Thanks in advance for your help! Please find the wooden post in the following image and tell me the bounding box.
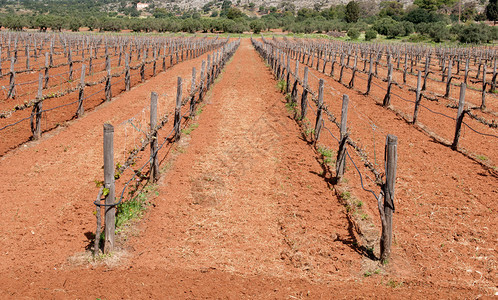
[125,53,130,91]
[68,49,73,81]
[444,59,452,98]
[383,64,393,107]
[190,67,196,118]
[314,79,324,144]
[8,57,15,99]
[335,94,349,181]
[26,44,30,70]
[379,134,397,263]
[300,66,309,120]
[93,188,103,257]
[348,56,357,89]
[105,56,112,102]
[103,123,116,254]
[150,92,159,182]
[481,64,486,110]
[140,58,145,82]
[77,64,86,117]
[412,71,422,124]
[286,55,291,94]
[451,83,466,150]
[44,52,49,89]
[339,54,345,83]
[174,77,182,141]
[199,60,206,103]
[403,52,407,83]
[365,58,373,95]
[464,58,469,84]
[31,73,43,140]
[491,59,496,93]
[422,54,430,91]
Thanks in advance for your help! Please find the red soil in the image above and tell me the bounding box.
[0,39,496,298]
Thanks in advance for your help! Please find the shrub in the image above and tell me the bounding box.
[401,21,415,36]
[249,19,265,33]
[347,27,360,39]
[365,29,377,40]
[374,17,403,38]
[428,22,450,42]
[458,23,492,43]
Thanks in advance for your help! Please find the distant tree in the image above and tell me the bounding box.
[414,0,457,12]
[365,28,377,40]
[379,1,404,19]
[69,18,81,32]
[250,19,265,33]
[221,0,232,11]
[486,0,498,24]
[347,27,360,39]
[86,16,99,31]
[226,7,245,19]
[153,8,170,18]
[345,1,360,23]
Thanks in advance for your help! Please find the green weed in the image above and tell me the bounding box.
[115,184,157,228]
[476,155,488,161]
[277,80,287,93]
[182,123,199,135]
[317,145,336,165]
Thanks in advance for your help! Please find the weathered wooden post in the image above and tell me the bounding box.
[290,60,299,105]
[77,64,86,117]
[444,59,453,98]
[491,59,496,93]
[379,134,397,263]
[383,64,393,107]
[150,92,159,182]
[286,54,291,94]
[190,67,196,118]
[336,94,349,181]
[199,61,206,103]
[451,83,466,150]
[314,79,324,144]
[31,73,43,140]
[105,56,112,102]
[140,57,145,82]
[339,53,345,83]
[26,44,30,70]
[174,77,182,141]
[125,53,130,91]
[7,57,16,99]
[365,58,374,95]
[463,58,469,84]
[300,66,309,121]
[422,54,430,91]
[481,64,486,110]
[412,71,422,124]
[348,56,357,89]
[103,123,116,254]
[68,49,73,81]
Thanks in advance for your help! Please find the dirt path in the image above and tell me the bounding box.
[127,38,361,281]
[0,39,490,298]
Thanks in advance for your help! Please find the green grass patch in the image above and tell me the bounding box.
[277,79,287,93]
[182,123,199,135]
[115,184,158,228]
[476,154,488,161]
[317,145,336,165]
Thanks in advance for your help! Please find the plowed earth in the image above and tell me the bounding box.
[0,39,496,299]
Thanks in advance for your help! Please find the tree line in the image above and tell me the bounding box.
[0,0,497,44]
